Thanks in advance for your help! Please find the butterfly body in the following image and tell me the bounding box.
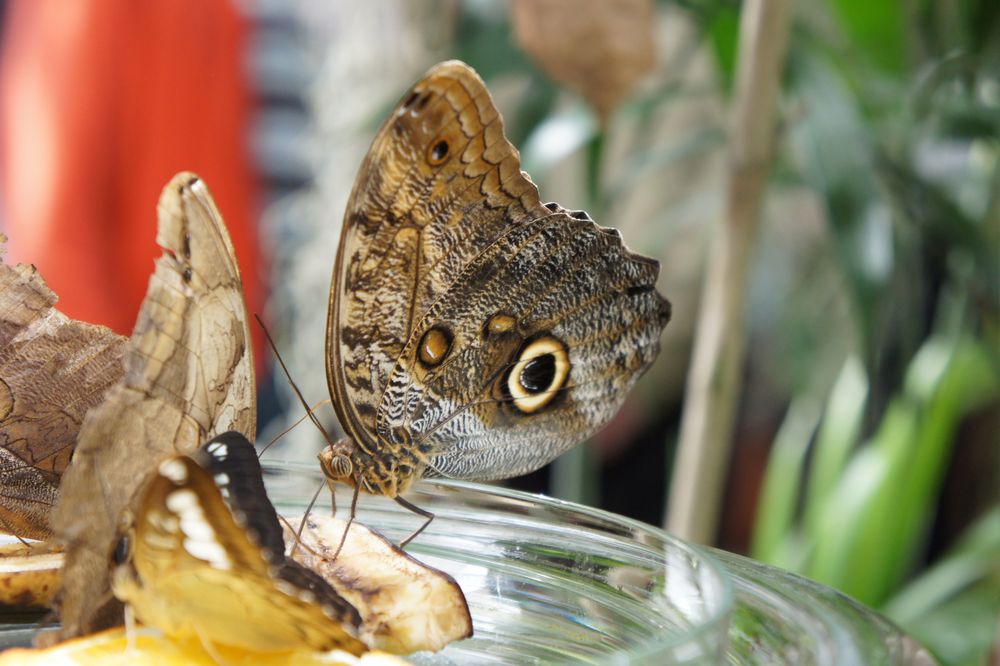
[114,432,365,654]
[324,61,670,498]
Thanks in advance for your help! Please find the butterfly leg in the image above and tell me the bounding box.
[332,483,360,560]
[123,603,136,656]
[394,496,434,548]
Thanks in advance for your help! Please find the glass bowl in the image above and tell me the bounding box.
[0,459,934,664]
[265,460,733,664]
[266,461,934,664]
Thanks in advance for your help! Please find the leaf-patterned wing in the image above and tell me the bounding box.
[114,432,364,653]
[0,255,125,540]
[328,60,551,450]
[52,172,256,639]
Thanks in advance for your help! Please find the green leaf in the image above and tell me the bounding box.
[808,401,916,603]
[893,583,1000,666]
[750,399,822,566]
[705,3,739,91]
[828,0,909,75]
[807,337,999,605]
[884,507,1000,624]
[802,356,868,540]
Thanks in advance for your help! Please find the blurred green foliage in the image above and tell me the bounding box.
[451,0,997,661]
[748,0,1000,663]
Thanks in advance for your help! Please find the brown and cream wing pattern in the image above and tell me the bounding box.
[327,60,551,450]
[0,257,125,540]
[385,206,669,480]
[328,60,670,484]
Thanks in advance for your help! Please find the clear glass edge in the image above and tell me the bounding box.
[262,457,735,660]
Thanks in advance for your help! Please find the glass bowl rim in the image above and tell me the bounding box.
[263,458,735,659]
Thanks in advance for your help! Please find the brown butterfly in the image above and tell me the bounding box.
[319,61,670,534]
[113,431,365,654]
[0,251,126,543]
[51,172,257,639]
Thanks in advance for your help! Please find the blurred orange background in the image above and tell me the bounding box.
[0,0,263,341]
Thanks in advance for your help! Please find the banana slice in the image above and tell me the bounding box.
[0,542,61,608]
[284,514,472,654]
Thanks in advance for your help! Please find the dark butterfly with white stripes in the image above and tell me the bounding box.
[112,431,366,654]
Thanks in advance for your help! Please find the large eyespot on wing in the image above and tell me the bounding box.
[327,60,553,454]
[501,335,571,414]
[51,172,257,641]
[0,253,125,541]
[381,210,670,482]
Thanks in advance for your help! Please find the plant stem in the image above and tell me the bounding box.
[666,0,793,543]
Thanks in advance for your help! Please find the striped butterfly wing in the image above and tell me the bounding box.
[114,431,365,654]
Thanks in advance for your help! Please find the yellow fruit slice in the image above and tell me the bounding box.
[0,542,61,608]
[0,628,410,665]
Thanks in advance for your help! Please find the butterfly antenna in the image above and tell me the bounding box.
[276,513,325,560]
[332,483,360,561]
[395,496,435,548]
[254,314,337,449]
[258,398,332,459]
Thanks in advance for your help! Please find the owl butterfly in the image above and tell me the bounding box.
[320,60,670,533]
[51,172,256,640]
[113,431,365,655]
[0,248,125,542]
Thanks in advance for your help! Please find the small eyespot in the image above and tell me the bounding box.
[505,335,570,414]
[418,326,453,367]
[427,139,450,165]
[182,266,193,282]
[484,313,516,336]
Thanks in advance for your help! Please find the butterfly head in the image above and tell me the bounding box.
[318,437,420,498]
[317,439,356,488]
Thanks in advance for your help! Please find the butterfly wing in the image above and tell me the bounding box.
[0,257,125,540]
[329,61,670,481]
[327,60,551,450]
[116,432,364,654]
[386,208,669,480]
[53,172,257,638]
